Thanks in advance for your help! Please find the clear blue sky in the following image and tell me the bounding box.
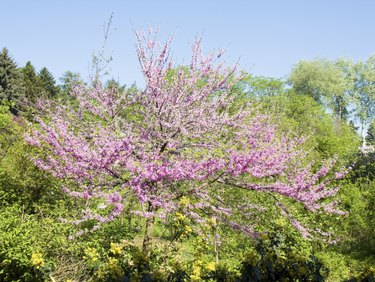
[2,0,375,86]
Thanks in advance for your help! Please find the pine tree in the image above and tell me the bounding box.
[21,61,41,103]
[0,48,25,114]
[38,67,59,98]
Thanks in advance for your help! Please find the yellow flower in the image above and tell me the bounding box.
[179,196,190,207]
[108,257,118,267]
[107,257,122,277]
[191,265,201,280]
[194,260,203,266]
[206,261,216,271]
[31,253,44,269]
[83,247,100,263]
[184,225,192,233]
[275,218,286,227]
[175,212,186,221]
[110,242,123,256]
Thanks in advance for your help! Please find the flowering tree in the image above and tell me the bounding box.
[26,29,345,253]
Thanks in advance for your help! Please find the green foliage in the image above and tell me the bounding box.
[0,105,59,211]
[59,71,83,96]
[0,205,72,281]
[353,55,375,136]
[289,59,353,120]
[241,74,286,98]
[366,120,375,145]
[38,67,60,98]
[0,49,61,116]
[345,265,375,282]
[19,62,60,117]
[242,77,360,163]
[338,179,375,255]
[0,48,25,114]
[21,62,40,105]
[240,221,327,282]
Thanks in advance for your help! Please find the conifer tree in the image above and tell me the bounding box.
[21,61,40,103]
[38,67,59,98]
[0,48,24,114]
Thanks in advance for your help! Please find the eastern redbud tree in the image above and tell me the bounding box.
[26,29,346,253]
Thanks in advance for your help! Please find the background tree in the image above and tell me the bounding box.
[59,71,83,96]
[20,61,43,115]
[289,59,353,121]
[241,75,359,162]
[21,61,40,99]
[240,75,286,98]
[353,55,375,145]
[38,67,60,98]
[0,48,25,114]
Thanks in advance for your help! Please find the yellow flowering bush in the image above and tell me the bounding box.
[191,260,203,281]
[184,225,193,233]
[109,242,123,256]
[179,196,190,207]
[108,257,122,275]
[175,212,186,221]
[83,247,100,263]
[96,257,123,280]
[205,261,216,272]
[188,259,218,280]
[31,252,44,269]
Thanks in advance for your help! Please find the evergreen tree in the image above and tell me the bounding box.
[38,67,59,98]
[21,61,41,103]
[0,48,25,114]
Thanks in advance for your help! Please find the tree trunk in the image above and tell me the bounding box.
[142,202,155,257]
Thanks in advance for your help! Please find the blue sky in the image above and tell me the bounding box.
[2,0,375,86]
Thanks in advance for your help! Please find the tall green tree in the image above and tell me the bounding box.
[289,59,353,121]
[21,61,41,104]
[241,74,286,98]
[240,75,359,162]
[38,67,59,98]
[353,55,375,143]
[0,48,25,114]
